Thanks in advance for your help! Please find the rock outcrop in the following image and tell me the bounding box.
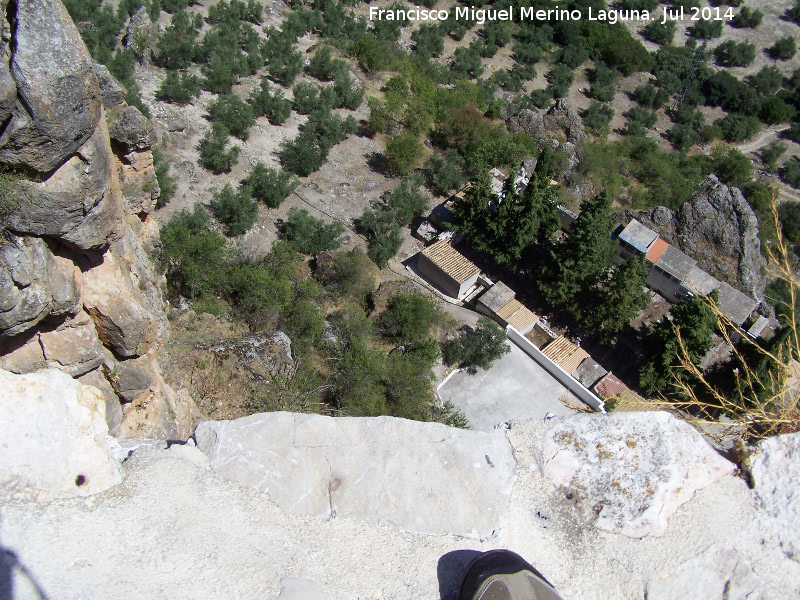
[541,412,735,538]
[0,0,100,172]
[1,395,798,599]
[623,175,766,298]
[0,368,121,501]
[0,0,192,439]
[195,412,517,537]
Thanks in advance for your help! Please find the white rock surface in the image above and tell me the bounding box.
[541,412,735,537]
[1,414,799,600]
[0,368,121,500]
[646,544,764,600]
[195,412,517,537]
[745,432,800,561]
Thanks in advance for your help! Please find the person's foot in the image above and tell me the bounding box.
[458,550,564,600]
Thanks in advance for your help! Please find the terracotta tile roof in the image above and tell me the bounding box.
[646,238,669,264]
[505,305,538,332]
[613,389,657,411]
[421,240,480,284]
[496,299,520,319]
[594,373,628,398]
[542,336,588,372]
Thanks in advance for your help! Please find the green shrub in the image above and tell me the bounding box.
[634,84,669,110]
[714,40,756,67]
[202,53,239,95]
[411,23,445,58]
[779,199,800,242]
[382,176,429,225]
[207,94,255,140]
[330,73,364,110]
[767,36,797,60]
[292,80,321,114]
[357,208,402,267]
[760,98,797,125]
[156,71,201,105]
[711,145,752,189]
[747,66,783,95]
[247,78,292,125]
[241,163,298,207]
[153,149,177,209]
[780,158,800,190]
[209,183,259,236]
[581,102,615,135]
[155,9,201,69]
[546,64,573,98]
[384,131,422,176]
[424,150,465,197]
[716,114,761,142]
[263,27,303,85]
[786,0,800,25]
[198,123,240,174]
[379,291,441,345]
[307,46,348,81]
[279,130,327,176]
[317,249,377,300]
[443,317,510,371]
[159,205,228,299]
[731,6,763,28]
[587,64,619,102]
[451,46,484,80]
[642,20,676,45]
[691,18,723,39]
[281,207,345,255]
[760,142,787,172]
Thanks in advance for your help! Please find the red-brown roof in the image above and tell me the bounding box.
[646,238,669,264]
[594,373,628,398]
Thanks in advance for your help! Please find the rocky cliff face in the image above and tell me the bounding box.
[0,0,192,439]
[623,175,766,299]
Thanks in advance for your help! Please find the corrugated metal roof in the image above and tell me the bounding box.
[619,220,659,253]
[594,372,628,398]
[646,238,669,264]
[655,245,696,281]
[421,240,480,284]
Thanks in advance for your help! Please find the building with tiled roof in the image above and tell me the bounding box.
[542,336,590,374]
[417,240,481,300]
[614,219,759,328]
[594,372,628,398]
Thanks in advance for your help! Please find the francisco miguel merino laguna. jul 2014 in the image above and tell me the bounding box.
[368,4,736,25]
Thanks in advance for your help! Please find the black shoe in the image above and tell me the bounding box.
[458,550,565,600]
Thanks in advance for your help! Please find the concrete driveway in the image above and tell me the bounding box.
[438,341,577,430]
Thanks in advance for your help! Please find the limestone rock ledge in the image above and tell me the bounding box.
[1,389,799,599]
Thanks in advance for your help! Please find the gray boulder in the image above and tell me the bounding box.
[196,412,517,537]
[0,368,122,501]
[0,0,101,172]
[507,109,544,138]
[677,176,765,298]
[541,412,735,538]
[94,63,127,109]
[5,116,125,251]
[108,105,156,152]
[0,234,82,338]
